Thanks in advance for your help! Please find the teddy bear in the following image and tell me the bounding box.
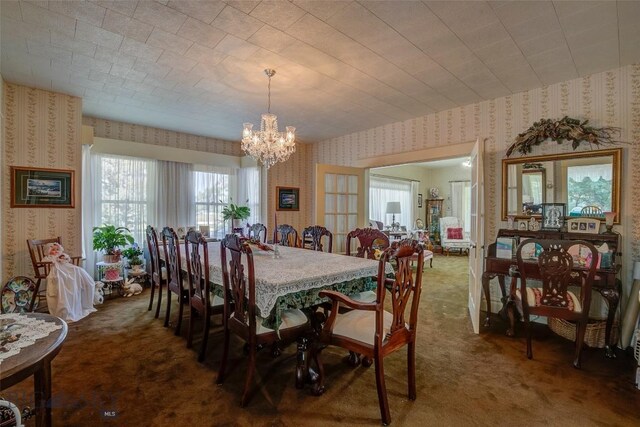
[122,278,143,297]
[94,281,105,305]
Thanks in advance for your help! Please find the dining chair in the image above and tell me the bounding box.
[346,228,390,260]
[301,225,333,253]
[514,238,598,368]
[275,224,299,247]
[161,227,189,336]
[311,239,425,425]
[145,225,164,319]
[580,205,603,216]
[217,234,309,407]
[247,223,267,243]
[27,237,82,312]
[184,230,224,362]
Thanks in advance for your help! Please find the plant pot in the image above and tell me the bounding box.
[103,254,120,263]
[131,265,143,273]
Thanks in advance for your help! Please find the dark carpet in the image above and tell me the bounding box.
[3,255,639,426]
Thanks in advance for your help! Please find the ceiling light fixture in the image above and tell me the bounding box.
[241,69,296,169]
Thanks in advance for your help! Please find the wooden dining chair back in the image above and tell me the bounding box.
[312,239,424,425]
[302,225,333,253]
[160,227,188,335]
[26,237,82,311]
[515,238,598,368]
[247,223,267,243]
[275,224,298,247]
[580,205,603,216]
[184,230,223,362]
[218,234,309,406]
[346,228,390,259]
[145,226,163,319]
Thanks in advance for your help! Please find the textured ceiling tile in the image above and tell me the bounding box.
[156,50,197,72]
[1,16,51,44]
[177,17,226,49]
[72,52,113,73]
[250,0,306,31]
[20,2,76,37]
[505,13,561,41]
[133,0,188,34]
[119,37,163,62]
[94,46,136,68]
[110,63,147,82]
[48,0,106,26]
[50,31,97,57]
[535,64,579,85]
[292,0,352,21]
[102,9,154,43]
[490,0,555,25]
[184,43,227,66]
[427,0,499,34]
[248,25,296,53]
[474,37,522,64]
[516,30,567,57]
[0,1,22,20]
[27,40,72,61]
[213,34,260,60]
[212,5,264,40]
[458,22,511,51]
[147,28,193,54]
[552,0,606,18]
[558,3,617,36]
[167,0,225,24]
[527,44,575,69]
[95,1,138,17]
[225,1,261,14]
[76,20,124,49]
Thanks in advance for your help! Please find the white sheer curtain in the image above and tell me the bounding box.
[154,160,194,229]
[369,176,413,228]
[411,181,420,229]
[193,165,235,238]
[450,181,471,233]
[92,153,156,248]
[238,166,261,226]
[81,144,97,277]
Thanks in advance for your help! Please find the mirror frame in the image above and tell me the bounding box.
[501,148,622,223]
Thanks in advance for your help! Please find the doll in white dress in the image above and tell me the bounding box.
[45,243,96,322]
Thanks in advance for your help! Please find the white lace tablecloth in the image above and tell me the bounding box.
[0,314,63,363]
[208,244,394,318]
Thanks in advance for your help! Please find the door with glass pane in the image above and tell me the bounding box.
[468,138,484,334]
[316,164,365,254]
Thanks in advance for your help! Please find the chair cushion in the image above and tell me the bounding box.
[350,290,376,303]
[447,227,463,239]
[332,309,394,346]
[515,288,582,313]
[229,309,307,335]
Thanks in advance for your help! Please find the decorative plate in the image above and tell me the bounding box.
[1,276,37,314]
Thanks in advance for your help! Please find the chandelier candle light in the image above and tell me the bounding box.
[241,69,296,169]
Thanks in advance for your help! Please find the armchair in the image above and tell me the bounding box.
[439,217,471,256]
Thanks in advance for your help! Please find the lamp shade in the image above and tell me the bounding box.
[386,201,401,214]
[604,211,616,226]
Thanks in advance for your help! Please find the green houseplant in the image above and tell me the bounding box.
[121,244,144,271]
[93,224,135,262]
[221,200,251,230]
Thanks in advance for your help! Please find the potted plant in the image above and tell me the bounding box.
[122,244,144,272]
[93,224,135,263]
[221,200,251,231]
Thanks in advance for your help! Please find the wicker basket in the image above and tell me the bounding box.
[548,318,618,348]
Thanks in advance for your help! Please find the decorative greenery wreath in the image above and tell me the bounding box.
[506,116,620,157]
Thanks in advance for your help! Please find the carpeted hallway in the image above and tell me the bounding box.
[3,255,639,426]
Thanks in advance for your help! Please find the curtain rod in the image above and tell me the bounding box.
[449,180,471,183]
[371,174,419,183]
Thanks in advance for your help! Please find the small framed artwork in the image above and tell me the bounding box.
[11,166,75,208]
[276,186,300,211]
[517,219,529,231]
[567,217,601,234]
[541,203,565,230]
[418,193,423,208]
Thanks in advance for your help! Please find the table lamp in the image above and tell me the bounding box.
[603,211,616,234]
[386,201,401,231]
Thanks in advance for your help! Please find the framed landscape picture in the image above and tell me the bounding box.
[11,166,75,208]
[277,186,300,211]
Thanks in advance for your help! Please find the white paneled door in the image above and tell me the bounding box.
[316,164,365,254]
[468,138,485,334]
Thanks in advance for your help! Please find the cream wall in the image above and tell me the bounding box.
[314,64,640,304]
[2,82,83,281]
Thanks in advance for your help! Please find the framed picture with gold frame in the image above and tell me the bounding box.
[276,186,299,211]
[11,166,75,208]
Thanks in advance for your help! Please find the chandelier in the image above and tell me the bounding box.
[241,69,296,169]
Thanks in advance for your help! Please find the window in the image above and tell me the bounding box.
[94,154,154,245]
[369,176,413,228]
[194,166,233,238]
[450,181,471,233]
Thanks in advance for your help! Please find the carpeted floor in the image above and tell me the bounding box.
[3,254,639,426]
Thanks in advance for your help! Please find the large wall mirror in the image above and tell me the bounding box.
[502,148,621,223]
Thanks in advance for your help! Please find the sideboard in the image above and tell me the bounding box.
[482,228,621,357]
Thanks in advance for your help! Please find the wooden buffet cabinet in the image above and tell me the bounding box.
[483,228,621,357]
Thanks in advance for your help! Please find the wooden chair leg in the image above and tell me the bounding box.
[175,293,184,336]
[310,343,326,396]
[154,281,162,319]
[217,325,230,385]
[408,342,416,400]
[187,306,195,349]
[29,278,42,312]
[573,320,586,369]
[241,345,257,407]
[198,315,210,363]
[164,288,172,327]
[524,313,533,359]
[374,356,391,426]
[147,279,155,311]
